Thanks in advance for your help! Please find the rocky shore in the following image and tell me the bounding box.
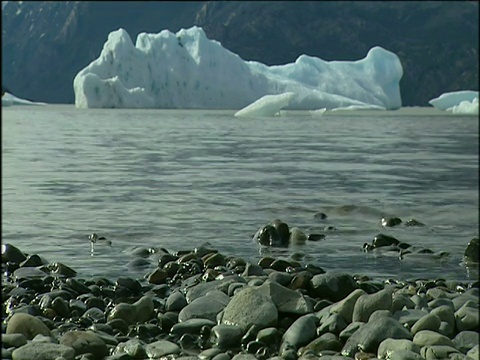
[2,242,479,360]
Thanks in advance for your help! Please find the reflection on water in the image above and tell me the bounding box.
[2,106,478,281]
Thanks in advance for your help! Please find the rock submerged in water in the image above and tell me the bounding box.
[464,237,479,264]
[252,219,324,247]
[2,242,478,360]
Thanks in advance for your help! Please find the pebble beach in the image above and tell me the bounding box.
[2,233,479,360]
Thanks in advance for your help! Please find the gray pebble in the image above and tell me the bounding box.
[282,314,318,348]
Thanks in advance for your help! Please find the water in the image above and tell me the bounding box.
[2,105,478,282]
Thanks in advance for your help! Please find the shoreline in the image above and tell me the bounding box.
[2,243,478,360]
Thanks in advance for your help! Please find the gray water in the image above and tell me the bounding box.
[2,105,479,282]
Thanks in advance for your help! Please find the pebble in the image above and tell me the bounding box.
[2,243,478,360]
[11,342,75,360]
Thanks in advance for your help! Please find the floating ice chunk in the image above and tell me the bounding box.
[74,26,403,110]
[331,104,386,112]
[2,92,47,106]
[309,108,327,116]
[428,90,479,110]
[234,92,296,117]
[447,97,478,115]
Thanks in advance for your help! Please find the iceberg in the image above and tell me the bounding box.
[448,97,478,115]
[2,92,47,106]
[234,92,296,117]
[74,26,403,110]
[428,90,478,111]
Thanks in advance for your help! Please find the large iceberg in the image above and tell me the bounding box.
[74,26,403,110]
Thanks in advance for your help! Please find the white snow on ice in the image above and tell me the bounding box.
[74,26,403,111]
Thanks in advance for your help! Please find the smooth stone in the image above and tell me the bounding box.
[341,317,412,357]
[212,353,231,360]
[413,330,454,347]
[2,333,27,348]
[372,234,400,248]
[166,291,188,312]
[256,327,281,346]
[282,314,318,348]
[384,349,423,360]
[455,301,479,332]
[394,309,429,327]
[377,339,421,359]
[410,294,429,309]
[82,307,105,323]
[368,309,392,322]
[113,338,146,359]
[410,314,441,335]
[304,332,343,353]
[32,334,57,343]
[428,298,454,310]
[107,296,154,325]
[145,340,180,358]
[209,324,244,349]
[186,275,246,302]
[199,348,222,359]
[420,345,461,360]
[330,289,366,323]
[59,330,108,360]
[391,293,416,313]
[339,322,364,342]
[467,345,479,359]
[178,294,227,322]
[258,280,313,314]
[290,227,307,245]
[310,272,358,302]
[204,252,227,269]
[352,289,392,323]
[452,289,479,311]
[147,268,168,284]
[242,262,266,276]
[268,271,293,286]
[7,313,52,340]
[317,313,348,336]
[430,305,455,330]
[437,321,454,339]
[231,354,258,360]
[13,267,48,281]
[170,318,216,336]
[222,286,278,332]
[12,343,75,360]
[51,297,71,318]
[453,331,479,354]
[2,243,27,263]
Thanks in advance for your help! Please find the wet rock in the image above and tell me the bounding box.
[404,219,425,227]
[290,227,307,245]
[147,268,168,284]
[6,313,52,339]
[381,217,402,227]
[49,262,77,277]
[339,322,364,343]
[242,262,266,276]
[304,332,343,354]
[329,289,366,323]
[256,327,281,347]
[352,289,392,323]
[186,275,245,302]
[170,318,216,337]
[19,254,45,267]
[2,333,27,348]
[82,307,106,324]
[341,317,412,357]
[60,330,108,360]
[166,291,188,312]
[222,286,278,332]
[209,324,244,350]
[313,212,328,220]
[113,338,147,359]
[377,338,420,359]
[145,340,181,358]
[317,313,348,336]
[253,225,283,247]
[12,343,75,360]
[307,234,325,241]
[282,314,318,348]
[2,243,27,264]
[258,280,313,314]
[13,267,49,281]
[107,295,154,325]
[51,296,71,318]
[310,272,358,302]
[464,237,479,263]
[179,293,228,322]
[372,234,400,248]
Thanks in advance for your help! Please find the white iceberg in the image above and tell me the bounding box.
[234,92,296,117]
[74,26,403,110]
[428,90,479,111]
[330,104,386,112]
[2,92,47,106]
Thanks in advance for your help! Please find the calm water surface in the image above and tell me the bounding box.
[2,105,478,282]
